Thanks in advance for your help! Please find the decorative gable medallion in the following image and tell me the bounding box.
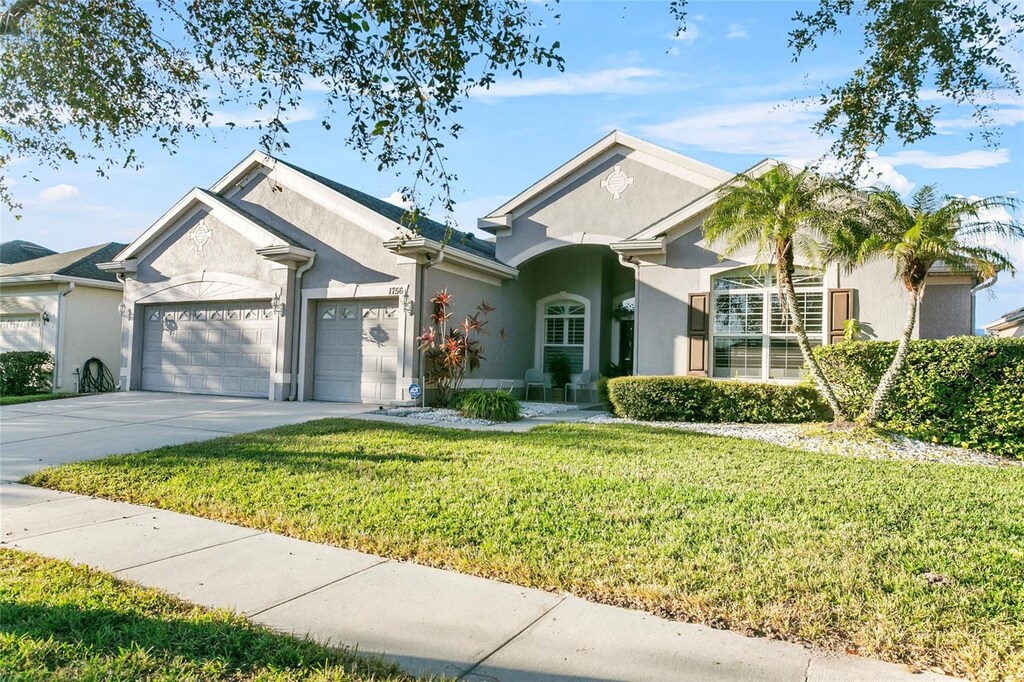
[189,220,213,251]
[601,165,634,200]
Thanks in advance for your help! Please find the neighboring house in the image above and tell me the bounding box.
[99,132,978,402]
[984,307,1024,338]
[0,240,57,264]
[0,243,126,392]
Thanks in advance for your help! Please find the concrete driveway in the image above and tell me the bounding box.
[0,392,372,482]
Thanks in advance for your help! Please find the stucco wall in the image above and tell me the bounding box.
[423,265,525,382]
[137,211,278,284]
[633,218,975,377]
[60,285,122,392]
[919,278,974,339]
[422,245,633,389]
[498,149,712,265]
[836,258,914,341]
[227,173,402,290]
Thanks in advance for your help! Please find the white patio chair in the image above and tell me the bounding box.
[565,369,594,403]
[496,379,515,395]
[524,368,547,401]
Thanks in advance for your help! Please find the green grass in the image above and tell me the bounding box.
[0,548,414,681]
[0,393,79,406]
[24,419,1024,681]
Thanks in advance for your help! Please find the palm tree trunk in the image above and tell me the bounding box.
[776,261,848,422]
[864,284,921,424]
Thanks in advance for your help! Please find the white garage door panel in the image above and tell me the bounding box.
[314,299,398,403]
[0,315,42,352]
[141,302,274,398]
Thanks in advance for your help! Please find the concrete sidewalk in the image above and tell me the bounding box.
[1,483,956,682]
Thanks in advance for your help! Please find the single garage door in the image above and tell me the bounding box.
[141,301,274,397]
[314,299,398,402]
[0,314,42,352]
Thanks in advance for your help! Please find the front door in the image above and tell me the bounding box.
[618,319,634,374]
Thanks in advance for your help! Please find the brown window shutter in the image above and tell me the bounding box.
[827,288,854,344]
[688,292,710,376]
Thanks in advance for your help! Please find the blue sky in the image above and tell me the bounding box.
[2,1,1022,326]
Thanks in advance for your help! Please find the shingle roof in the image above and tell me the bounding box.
[0,242,127,283]
[272,157,498,262]
[0,240,57,264]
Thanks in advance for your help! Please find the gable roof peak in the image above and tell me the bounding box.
[480,131,733,224]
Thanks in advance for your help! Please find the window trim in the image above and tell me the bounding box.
[710,268,826,381]
[535,292,590,377]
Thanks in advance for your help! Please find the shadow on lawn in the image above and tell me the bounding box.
[0,600,395,677]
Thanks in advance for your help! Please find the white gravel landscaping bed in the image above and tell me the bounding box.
[585,414,1020,467]
[381,401,578,426]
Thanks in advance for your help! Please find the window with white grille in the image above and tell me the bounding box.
[542,302,586,374]
[712,267,824,380]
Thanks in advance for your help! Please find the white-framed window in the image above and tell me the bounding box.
[536,294,589,375]
[712,267,824,380]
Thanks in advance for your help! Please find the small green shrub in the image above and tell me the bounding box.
[0,351,53,396]
[548,354,572,390]
[607,376,831,423]
[596,376,612,410]
[815,337,1024,458]
[456,390,521,422]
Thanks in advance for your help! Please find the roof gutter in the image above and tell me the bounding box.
[0,274,123,290]
[383,235,518,280]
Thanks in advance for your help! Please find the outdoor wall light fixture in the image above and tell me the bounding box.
[271,292,285,315]
[40,311,51,324]
[117,301,133,320]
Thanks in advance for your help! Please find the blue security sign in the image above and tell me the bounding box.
[408,383,422,399]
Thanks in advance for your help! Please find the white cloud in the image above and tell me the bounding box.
[37,184,80,202]
[810,153,916,196]
[381,191,414,210]
[726,23,748,39]
[959,195,1024,269]
[936,107,1024,131]
[638,99,830,159]
[471,67,667,99]
[878,148,1011,170]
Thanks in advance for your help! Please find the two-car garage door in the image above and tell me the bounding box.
[141,302,274,398]
[139,298,398,402]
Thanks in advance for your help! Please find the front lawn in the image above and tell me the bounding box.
[0,548,412,680]
[0,393,79,406]
[24,419,1024,681]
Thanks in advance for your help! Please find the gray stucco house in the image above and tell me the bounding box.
[99,131,979,401]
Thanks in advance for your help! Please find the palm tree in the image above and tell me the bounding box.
[704,163,853,421]
[848,186,1023,424]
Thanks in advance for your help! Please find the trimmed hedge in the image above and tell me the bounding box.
[814,337,1024,458]
[606,375,832,423]
[452,389,521,422]
[0,351,53,396]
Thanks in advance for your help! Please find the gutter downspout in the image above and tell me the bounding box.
[970,273,998,336]
[418,250,444,407]
[54,282,75,390]
[287,255,316,401]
